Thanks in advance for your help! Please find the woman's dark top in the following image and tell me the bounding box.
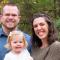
[31,41,60,60]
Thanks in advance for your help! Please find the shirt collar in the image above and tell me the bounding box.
[0,28,7,37]
[0,28,20,37]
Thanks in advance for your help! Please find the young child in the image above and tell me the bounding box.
[4,31,33,60]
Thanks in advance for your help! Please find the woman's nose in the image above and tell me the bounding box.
[37,25,41,29]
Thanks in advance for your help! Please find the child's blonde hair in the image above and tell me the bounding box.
[5,30,28,50]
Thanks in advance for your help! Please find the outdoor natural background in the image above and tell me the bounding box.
[0,0,60,39]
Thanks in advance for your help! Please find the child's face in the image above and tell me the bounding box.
[10,35,25,53]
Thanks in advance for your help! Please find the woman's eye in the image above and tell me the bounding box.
[39,23,45,26]
[33,25,37,28]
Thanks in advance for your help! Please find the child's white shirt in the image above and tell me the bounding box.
[4,49,33,60]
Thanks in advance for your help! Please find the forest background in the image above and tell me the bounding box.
[0,0,60,39]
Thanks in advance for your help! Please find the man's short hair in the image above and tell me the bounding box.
[1,2,20,15]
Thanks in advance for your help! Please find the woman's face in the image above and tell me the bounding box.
[33,17,49,40]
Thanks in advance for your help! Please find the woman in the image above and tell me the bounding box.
[31,12,60,60]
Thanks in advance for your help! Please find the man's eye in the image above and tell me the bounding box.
[5,14,17,16]
[12,14,17,16]
[5,14,10,16]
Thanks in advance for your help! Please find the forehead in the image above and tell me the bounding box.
[12,34,23,41]
[33,17,46,24]
[3,5,19,14]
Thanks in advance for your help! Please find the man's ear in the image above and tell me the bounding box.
[19,16,21,18]
[17,15,21,23]
[0,14,2,24]
[19,15,21,20]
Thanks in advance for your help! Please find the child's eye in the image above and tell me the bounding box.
[19,41,22,43]
[13,41,17,43]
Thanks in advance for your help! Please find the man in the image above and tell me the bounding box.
[0,3,31,60]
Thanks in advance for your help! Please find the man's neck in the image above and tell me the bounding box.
[2,26,18,36]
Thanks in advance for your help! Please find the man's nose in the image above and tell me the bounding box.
[8,15,14,21]
[9,15,13,19]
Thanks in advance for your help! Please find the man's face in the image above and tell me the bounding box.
[1,5,20,29]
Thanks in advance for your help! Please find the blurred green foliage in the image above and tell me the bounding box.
[54,18,60,31]
[1,0,60,36]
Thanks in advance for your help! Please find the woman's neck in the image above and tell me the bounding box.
[41,38,48,48]
[41,43,48,49]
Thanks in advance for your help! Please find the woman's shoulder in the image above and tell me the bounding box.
[50,41,60,47]
[49,41,60,52]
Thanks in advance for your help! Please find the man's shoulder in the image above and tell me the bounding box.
[23,32,31,43]
[0,28,2,32]
[23,32,31,38]
[0,28,3,35]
